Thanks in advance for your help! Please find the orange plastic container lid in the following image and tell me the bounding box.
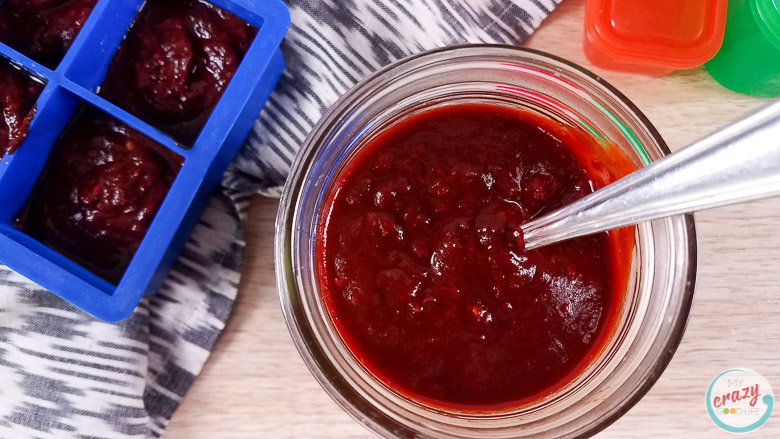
[584,0,728,75]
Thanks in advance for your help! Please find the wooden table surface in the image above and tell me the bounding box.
[165,1,780,437]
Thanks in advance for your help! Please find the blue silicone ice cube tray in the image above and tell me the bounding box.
[0,0,289,322]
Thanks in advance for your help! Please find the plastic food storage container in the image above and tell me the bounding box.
[0,0,290,322]
[706,0,780,97]
[584,0,729,76]
[276,45,697,438]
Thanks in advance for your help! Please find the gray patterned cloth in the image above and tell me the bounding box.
[0,1,558,437]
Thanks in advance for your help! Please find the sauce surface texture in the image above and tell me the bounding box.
[319,103,634,409]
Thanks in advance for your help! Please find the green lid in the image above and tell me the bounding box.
[752,0,780,50]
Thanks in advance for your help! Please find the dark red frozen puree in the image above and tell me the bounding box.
[99,0,257,147]
[0,61,43,158]
[319,103,636,409]
[0,0,97,68]
[17,110,182,284]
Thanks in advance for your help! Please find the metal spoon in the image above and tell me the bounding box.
[522,99,780,251]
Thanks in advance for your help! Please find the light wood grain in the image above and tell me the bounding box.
[164,1,780,437]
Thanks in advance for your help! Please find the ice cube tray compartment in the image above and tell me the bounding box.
[0,0,289,322]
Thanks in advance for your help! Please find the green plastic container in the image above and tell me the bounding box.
[706,0,780,97]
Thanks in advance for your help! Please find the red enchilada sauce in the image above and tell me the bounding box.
[16,110,182,284]
[319,103,636,409]
[99,0,257,147]
[0,0,98,68]
[0,61,43,158]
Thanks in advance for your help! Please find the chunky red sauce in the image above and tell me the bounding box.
[319,103,636,409]
[99,0,257,147]
[0,61,43,158]
[16,110,182,284]
[0,0,97,68]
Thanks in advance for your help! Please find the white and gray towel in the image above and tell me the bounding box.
[0,1,559,437]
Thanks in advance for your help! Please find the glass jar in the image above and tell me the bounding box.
[275,45,697,438]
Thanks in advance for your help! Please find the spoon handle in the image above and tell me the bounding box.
[522,99,780,251]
